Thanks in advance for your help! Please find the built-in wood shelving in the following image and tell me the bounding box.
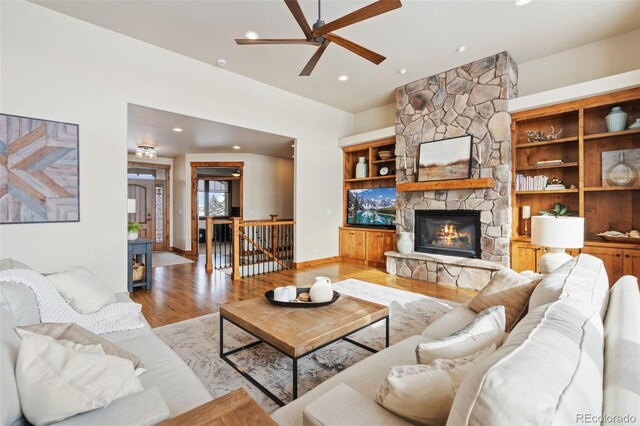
[371,158,396,164]
[397,178,494,192]
[583,128,640,141]
[515,189,579,195]
[344,175,396,182]
[516,162,579,171]
[514,136,578,149]
[584,186,640,192]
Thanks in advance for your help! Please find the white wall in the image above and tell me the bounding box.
[353,103,395,134]
[0,1,353,290]
[175,153,294,252]
[518,29,640,97]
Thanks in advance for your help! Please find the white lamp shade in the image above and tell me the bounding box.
[127,199,137,214]
[531,216,584,249]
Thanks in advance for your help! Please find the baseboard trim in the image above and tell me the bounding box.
[170,247,196,257]
[294,256,341,269]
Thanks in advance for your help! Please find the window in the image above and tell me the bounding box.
[198,180,231,217]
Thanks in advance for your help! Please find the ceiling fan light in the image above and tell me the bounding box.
[135,145,157,159]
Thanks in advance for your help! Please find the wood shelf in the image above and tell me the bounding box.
[344,175,396,182]
[515,189,579,195]
[397,178,494,192]
[512,235,640,250]
[516,162,579,171]
[584,186,640,192]
[371,158,396,164]
[584,128,640,141]
[515,136,578,149]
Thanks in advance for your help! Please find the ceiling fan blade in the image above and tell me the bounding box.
[235,38,319,45]
[300,40,330,76]
[284,0,314,41]
[313,0,402,37]
[324,33,385,64]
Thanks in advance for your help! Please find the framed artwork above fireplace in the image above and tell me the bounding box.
[418,135,473,182]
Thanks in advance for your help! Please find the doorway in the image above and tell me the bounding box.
[190,162,244,255]
[128,162,171,251]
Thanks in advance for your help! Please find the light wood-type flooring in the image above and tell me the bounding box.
[130,256,477,328]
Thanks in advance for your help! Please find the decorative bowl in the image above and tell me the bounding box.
[378,151,393,160]
[264,287,340,308]
[597,234,640,244]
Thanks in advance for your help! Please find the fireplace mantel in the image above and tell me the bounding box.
[397,178,495,192]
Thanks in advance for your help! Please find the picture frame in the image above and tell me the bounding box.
[0,113,80,224]
[418,135,473,182]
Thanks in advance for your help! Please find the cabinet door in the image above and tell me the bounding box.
[366,232,394,264]
[511,243,539,272]
[352,230,366,260]
[340,229,366,260]
[581,246,623,285]
[623,249,640,279]
[339,229,352,258]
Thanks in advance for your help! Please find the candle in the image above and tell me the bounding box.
[522,206,531,219]
[413,157,417,173]
[477,144,482,167]
[404,153,407,170]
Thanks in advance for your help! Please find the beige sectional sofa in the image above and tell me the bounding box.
[1,258,212,426]
[272,254,640,426]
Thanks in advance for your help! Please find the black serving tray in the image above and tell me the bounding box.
[264,287,340,308]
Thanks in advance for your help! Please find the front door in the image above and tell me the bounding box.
[128,180,155,241]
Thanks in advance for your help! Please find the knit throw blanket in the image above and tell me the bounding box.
[0,269,144,334]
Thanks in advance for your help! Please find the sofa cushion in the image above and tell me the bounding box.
[1,307,23,426]
[15,333,143,425]
[603,276,640,426]
[55,388,171,426]
[468,268,539,331]
[303,383,412,426]
[529,254,609,317]
[416,306,504,365]
[0,282,39,326]
[447,298,604,426]
[115,333,211,416]
[47,267,117,314]
[377,344,495,425]
[422,301,478,339]
[0,258,31,271]
[272,335,429,426]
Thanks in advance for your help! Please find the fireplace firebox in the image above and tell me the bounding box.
[415,210,481,258]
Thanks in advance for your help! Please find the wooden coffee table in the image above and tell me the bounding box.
[220,293,389,406]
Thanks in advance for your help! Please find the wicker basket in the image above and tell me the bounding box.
[132,262,146,281]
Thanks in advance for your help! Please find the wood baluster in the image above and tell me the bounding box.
[231,217,241,280]
[206,217,213,273]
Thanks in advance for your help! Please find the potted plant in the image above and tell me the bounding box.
[128,222,141,240]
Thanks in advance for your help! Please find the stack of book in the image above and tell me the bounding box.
[516,174,549,191]
[535,160,564,167]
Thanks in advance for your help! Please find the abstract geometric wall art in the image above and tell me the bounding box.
[0,113,79,224]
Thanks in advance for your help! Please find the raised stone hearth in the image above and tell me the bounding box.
[389,52,518,289]
[386,251,504,291]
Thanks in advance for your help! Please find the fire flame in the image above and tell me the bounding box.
[439,223,467,246]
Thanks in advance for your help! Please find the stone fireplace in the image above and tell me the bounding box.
[386,52,518,290]
[415,210,481,258]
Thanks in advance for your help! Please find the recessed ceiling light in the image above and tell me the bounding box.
[216,58,227,67]
[233,145,241,150]
[456,46,466,53]
[515,0,532,5]
[399,69,407,74]
[172,127,183,132]
[338,75,349,81]
[245,31,260,40]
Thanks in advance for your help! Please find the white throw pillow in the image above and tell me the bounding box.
[376,344,496,425]
[416,305,505,365]
[47,267,116,314]
[15,333,143,425]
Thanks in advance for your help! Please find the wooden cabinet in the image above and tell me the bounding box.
[340,227,395,266]
[623,249,640,279]
[581,246,624,283]
[339,228,366,260]
[511,242,581,273]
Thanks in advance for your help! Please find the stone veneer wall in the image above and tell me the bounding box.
[390,52,518,288]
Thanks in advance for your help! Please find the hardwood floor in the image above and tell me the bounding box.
[131,255,477,328]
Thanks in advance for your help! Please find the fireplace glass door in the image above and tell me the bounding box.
[415,210,481,258]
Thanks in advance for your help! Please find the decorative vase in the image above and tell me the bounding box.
[605,152,638,187]
[397,231,413,254]
[355,157,368,179]
[629,118,640,130]
[605,106,627,132]
[309,277,333,303]
[128,231,139,241]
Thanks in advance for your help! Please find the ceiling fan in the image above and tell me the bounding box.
[235,0,402,76]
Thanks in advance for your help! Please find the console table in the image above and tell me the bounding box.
[128,238,152,292]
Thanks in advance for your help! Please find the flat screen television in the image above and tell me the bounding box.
[347,187,396,229]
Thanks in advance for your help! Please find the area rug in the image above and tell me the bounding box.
[151,251,193,268]
[153,279,456,413]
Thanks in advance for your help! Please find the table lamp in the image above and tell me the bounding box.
[521,205,531,236]
[531,216,584,274]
